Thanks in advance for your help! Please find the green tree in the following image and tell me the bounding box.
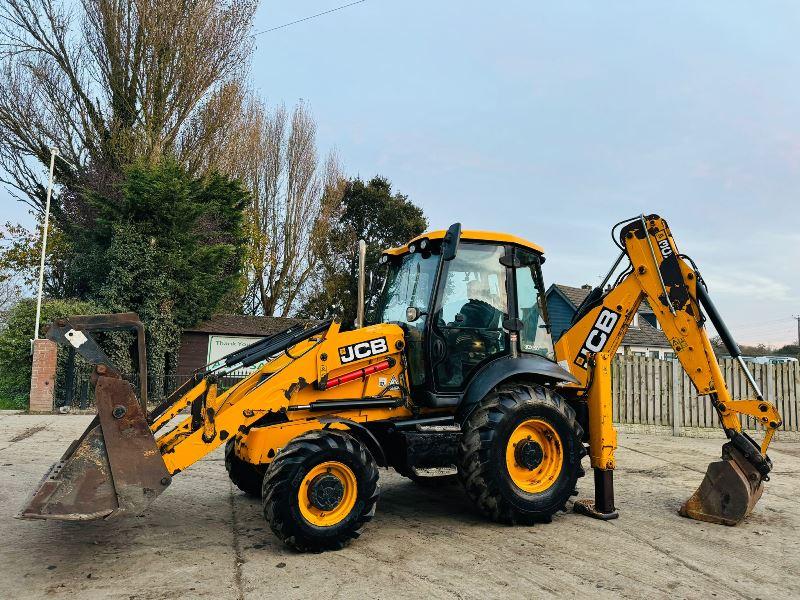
[70,160,248,399]
[0,221,75,298]
[772,344,799,358]
[301,176,427,324]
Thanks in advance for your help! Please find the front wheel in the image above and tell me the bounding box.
[262,430,380,552]
[458,383,585,524]
[225,438,264,497]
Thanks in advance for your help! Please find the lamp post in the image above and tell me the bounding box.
[32,147,59,351]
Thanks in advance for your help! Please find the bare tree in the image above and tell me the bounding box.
[0,0,257,217]
[0,276,20,314]
[229,100,343,317]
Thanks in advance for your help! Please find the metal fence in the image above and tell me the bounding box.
[611,356,799,434]
[56,366,249,410]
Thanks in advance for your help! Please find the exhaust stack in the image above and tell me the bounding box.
[356,239,366,328]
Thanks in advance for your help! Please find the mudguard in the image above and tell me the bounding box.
[455,355,579,425]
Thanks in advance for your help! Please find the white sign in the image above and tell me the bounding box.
[207,335,265,374]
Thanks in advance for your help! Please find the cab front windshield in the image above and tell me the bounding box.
[372,251,438,387]
[374,252,438,325]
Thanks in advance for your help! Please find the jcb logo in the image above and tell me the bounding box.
[574,308,619,369]
[339,337,389,364]
[657,238,672,258]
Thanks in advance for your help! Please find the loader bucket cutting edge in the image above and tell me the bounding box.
[679,445,764,526]
[19,375,171,521]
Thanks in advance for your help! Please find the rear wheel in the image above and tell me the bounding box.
[225,438,264,497]
[262,430,379,552]
[458,382,585,524]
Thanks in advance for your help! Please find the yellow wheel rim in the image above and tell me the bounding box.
[505,419,563,494]
[298,461,358,527]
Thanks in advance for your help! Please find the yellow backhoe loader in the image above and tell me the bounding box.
[20,214,781,551]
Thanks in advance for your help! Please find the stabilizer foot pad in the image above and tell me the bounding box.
[573,499,619,520]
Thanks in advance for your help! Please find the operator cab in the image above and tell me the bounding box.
[372,224,554,407]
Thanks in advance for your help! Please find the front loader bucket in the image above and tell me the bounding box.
[19,375,171,521]
[679,444,763,526]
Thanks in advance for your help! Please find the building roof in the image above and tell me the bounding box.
[184,314,307,337]
[384,230,544,256]
[551,284,656,315]
[548,284,671,348]
[621,318,672,348]
[552,284,594,309]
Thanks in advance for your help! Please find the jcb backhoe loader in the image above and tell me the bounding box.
[20,214,781,551]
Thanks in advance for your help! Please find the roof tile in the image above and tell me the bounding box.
[550,284,670,348]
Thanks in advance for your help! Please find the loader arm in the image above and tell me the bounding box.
[554,214,781,524]
[21,317,414,521]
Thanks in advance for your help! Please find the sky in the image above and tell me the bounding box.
[3,1,799,346]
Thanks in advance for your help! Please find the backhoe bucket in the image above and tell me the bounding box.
[19,375,171,521]
[679,444,763,526]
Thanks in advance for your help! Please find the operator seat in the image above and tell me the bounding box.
[456,278,503,329]
[440,280,505,387]
[458,298,502,329]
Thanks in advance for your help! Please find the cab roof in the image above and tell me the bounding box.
[383,229,544,256]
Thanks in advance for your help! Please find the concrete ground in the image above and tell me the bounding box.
[1,413,798,600]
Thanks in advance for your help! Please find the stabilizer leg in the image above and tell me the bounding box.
[574,468,619,520]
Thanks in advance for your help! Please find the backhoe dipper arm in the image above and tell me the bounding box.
[554,214,781,523]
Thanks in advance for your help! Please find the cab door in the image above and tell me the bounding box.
[429,243,510,392]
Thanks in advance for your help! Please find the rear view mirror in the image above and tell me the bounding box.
[442,222,461,262]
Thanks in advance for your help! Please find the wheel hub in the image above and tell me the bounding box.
[307,473,345,511]
[515,438,544,470]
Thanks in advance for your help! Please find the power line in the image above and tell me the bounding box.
[253,1,367,36]
[729,328,796,340]
[725,316,794,330]
[731,322,795,334]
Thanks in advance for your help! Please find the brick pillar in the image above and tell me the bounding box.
[29,338,58,413]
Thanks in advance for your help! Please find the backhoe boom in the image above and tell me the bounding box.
[555,214,781,524]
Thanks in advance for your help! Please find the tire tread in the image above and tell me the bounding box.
[262,430,379,552]
[458,382,585,525]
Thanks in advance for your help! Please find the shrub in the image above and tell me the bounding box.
[0,298,101,409]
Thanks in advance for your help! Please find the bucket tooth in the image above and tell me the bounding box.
[19,375,171,521]
[679,444,763,526]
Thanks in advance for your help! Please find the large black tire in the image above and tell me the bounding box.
[262,430,380,552]
[458,382,585,525]
[225,438,264,497]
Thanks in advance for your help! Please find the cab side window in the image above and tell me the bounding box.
[516,249,554,358]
